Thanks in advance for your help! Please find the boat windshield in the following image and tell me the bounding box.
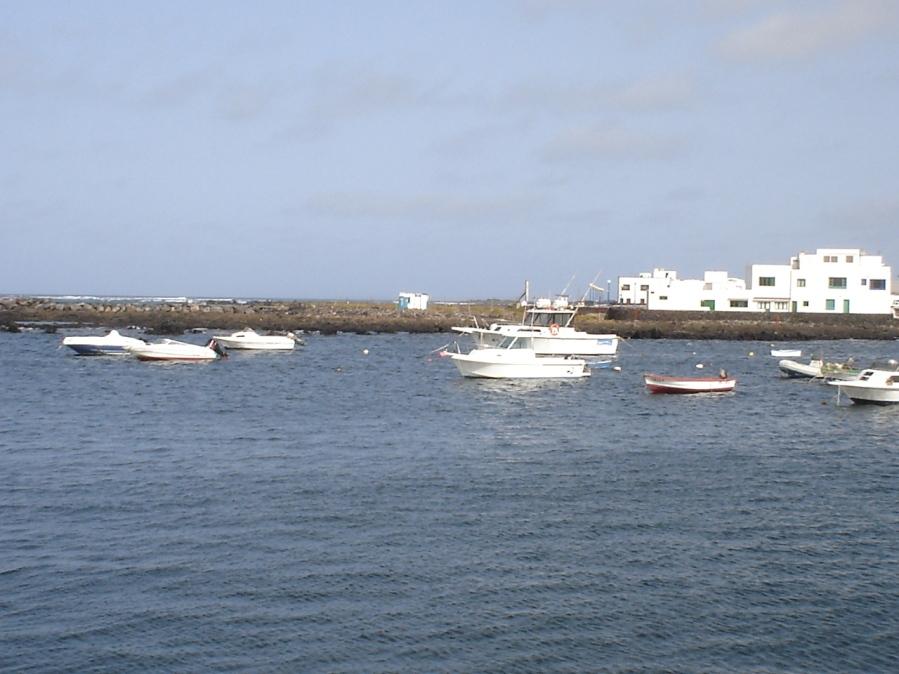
[497,336,531,349]
[526,310,574,328]
[867,358,899,371]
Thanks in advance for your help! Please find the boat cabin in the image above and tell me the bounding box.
[497,335,535,350]
[524,308,575,328]
[857,358,899,382]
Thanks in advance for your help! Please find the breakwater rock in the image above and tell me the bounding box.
[0,297,515,335]
[2,297,898,339]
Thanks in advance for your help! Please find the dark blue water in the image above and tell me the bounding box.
[2,331,898,673]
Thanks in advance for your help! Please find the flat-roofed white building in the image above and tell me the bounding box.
[618,248,894,314]
[780,248,892,314]
[618,268,751,311]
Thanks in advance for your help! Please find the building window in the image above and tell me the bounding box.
[639,285,649,291]
[621,284,630,291]
[659,295,668,300]
[870,279,886,290]
[828,277,847,289]
[803,301,809,307]
[758,276,775,287]
[824,255,837,263]
[826,299,835,310]
[846,255,854,263]
[729,299,748,308]
[774,301,788,311]
[796,278,806,288]
[861,279,867,285]
[756,301,770,310]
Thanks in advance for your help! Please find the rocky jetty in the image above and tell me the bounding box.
[0,296,514,335]
[1,296,897,339]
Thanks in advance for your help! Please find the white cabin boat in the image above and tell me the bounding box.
[212,328,298,350]
[444,336,590,379]
[828,359,899,404]
[62,329,146,356]
[452,297,618,356]
[125,338,227,362]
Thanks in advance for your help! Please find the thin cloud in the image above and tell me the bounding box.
[505,74,695,114]
[719,0,898,61]
[541,125,687,162]
[305,191,545,225]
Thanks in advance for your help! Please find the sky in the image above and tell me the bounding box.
[2,0,899,300]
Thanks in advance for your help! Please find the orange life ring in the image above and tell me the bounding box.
[549,323,560,335]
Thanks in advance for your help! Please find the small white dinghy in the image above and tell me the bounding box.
[125,338,227,362]
[643,371,736,394]
[212,328,298,350]
[443,336,590,379]
[771,349,802,357]
[62,329,146,356]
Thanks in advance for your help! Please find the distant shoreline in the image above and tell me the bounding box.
[2,296,898,340]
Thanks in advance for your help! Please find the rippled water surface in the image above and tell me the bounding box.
[2,332,898,672]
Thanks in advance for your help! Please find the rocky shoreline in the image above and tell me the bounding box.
[2,296,898,340]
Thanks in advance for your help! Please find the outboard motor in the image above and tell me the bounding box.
[207,338,228,358]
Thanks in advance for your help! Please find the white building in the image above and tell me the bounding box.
[618,268,751,311]
[618,248,893,314]
[397,292,429,311]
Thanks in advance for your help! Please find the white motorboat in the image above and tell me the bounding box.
[443,336,590,379]
[643,372,736,394]
[212,328,298,350]
[125,338,227,362]
[771,349,802,357]
[828,359,899,404]
[62,329,147,356]
[452,296,618,356]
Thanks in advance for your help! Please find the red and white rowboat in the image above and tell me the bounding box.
[643,372,736,394]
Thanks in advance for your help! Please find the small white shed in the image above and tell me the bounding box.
[397,292,429,311]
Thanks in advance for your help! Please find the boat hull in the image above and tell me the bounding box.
[643,373,735,394]
[450,353,590,379]
[125,339,221,362]
[65,343,131,356]
[830,383,899,404]
[213,338,294,350]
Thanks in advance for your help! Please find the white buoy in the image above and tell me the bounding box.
[748,351,755,356]
[362,348,369,355]
[612,366,622,372]
[696,363,704,369]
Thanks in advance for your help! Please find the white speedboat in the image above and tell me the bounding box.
[62,329,146,356]
[212,328,298,350]
[443,336,590,379]
[643,372,736,394]
[828,359,899,404]
[125,338,227,362]
[452,296,618,356]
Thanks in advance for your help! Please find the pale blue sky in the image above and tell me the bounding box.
[3,0,899,300]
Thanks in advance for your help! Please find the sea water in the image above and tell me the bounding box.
[2,332,898,672]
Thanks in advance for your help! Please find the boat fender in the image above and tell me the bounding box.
[549,323,560,335]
